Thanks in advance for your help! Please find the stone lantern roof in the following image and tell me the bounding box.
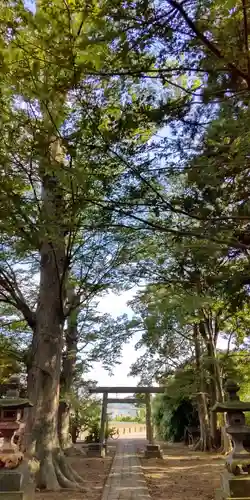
[0,375,33,409]
[0,398,32,409]
[212,380,250,413]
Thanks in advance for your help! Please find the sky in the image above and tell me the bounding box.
[88,288,141,388]
[89,288,231,392]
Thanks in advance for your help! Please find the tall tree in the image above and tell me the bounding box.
[0,0,156,489]
[119,230,250,450]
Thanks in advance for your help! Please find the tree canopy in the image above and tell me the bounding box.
[1,0,250,488]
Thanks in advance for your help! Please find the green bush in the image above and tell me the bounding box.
[85,423,118,442]
[113,408,145,424]
[153,393,199,442]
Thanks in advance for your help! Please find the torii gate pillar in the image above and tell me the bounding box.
[87,392,108,458]
[145,393,163,459]
[100,391,108,448]
[145,393,153,443]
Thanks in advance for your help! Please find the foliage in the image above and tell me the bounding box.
[69,395,101,440]
[85,423,118,443]
[153,369,199,442]
[0,334,21,385]
[112,408,145,423]
[153,396,199,443]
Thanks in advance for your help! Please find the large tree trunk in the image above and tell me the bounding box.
[206,325,230,452]
[193,323,212,452]
[70,416,79,445]
[58,401,71,451]
[195,392,212,452]
[215,360,231,454]
[204,335,219,446]
[59,287,80,450]
[199,317,222,448]
[25,138,85,491]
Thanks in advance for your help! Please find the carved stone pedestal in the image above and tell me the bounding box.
[0,461,35,500]
[144,444,163,459]
[86,443,106,458]
[215,471,250,499]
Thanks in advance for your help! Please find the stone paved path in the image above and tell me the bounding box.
[102,438,152,500]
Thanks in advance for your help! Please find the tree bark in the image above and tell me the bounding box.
[25,138,84,491]
[203,330,218,446]
[58,401,71,451]
[193,323,212,452]
[59,287,80,450]
[215,364,231,454]
[199,317,221,448]
[71,424,78,444]
[199,315,231,454]
[28,239,67,490]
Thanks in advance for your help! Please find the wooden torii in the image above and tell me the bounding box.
[88,386,166,454]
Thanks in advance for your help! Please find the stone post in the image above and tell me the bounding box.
[87,391,107,457]
[145,393,153,444]
[100,391,108,446]
[145,393,163,459]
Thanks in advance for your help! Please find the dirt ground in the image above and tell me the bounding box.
[35,444,115,500]
[141,442,225,500]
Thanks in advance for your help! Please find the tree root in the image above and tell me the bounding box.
[38,455,61,491]
[193,437,212,452]
[193,438,202,451]
[64,445,86,457]
[53,459,84,490]
[36,450,86,491]
[56,451,86,485]
[217,445,231,455]
[218,428,232,455]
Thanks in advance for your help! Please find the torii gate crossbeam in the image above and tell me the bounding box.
[89,386,165,394]
[107,398,145,404]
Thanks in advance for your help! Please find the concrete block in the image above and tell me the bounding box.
[0,490,34,500]
[144,444,163,459]
[220,471,250,498]
[0,494,23,500]
[0,471,23,491]
[215,493,250,500]
[0,494,34,500]
[0,462,34,500]
[86,443,106,457]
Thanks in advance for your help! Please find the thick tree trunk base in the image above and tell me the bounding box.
[193,436,212,452]
[64,445,86,457]
[35,449,86,491]
[58,402,72,451]
[218,427,232,455]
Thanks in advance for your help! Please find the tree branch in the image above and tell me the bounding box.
[241,0,250,77]
[0,268,36,329]
[168,0,249,85]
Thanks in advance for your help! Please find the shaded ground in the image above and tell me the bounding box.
[36,444,116,500]
[141,442,225,500]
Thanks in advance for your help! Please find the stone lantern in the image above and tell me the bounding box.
[0,375,34,500]
[212,379,250,499]
[0,375,32,465]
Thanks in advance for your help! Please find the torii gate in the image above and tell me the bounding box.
[88,386,166,458]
